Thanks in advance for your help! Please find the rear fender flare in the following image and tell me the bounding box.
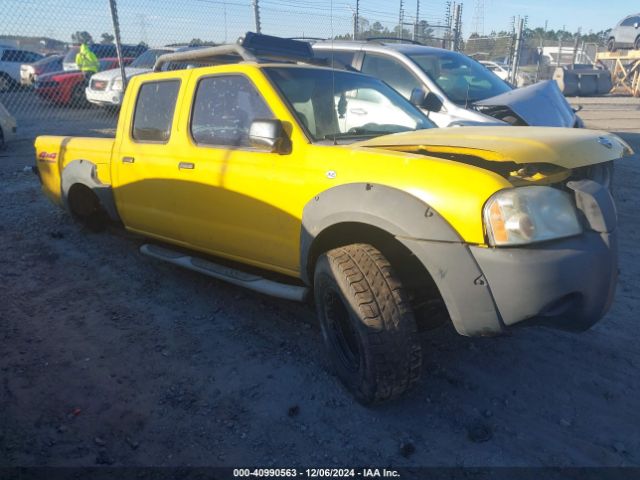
[61,159,120,221]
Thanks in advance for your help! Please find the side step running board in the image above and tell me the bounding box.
[140,244,309,302]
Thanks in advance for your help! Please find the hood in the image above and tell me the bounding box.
[474,81,576,127]
[356,126,633,171]
[90,66,151,82]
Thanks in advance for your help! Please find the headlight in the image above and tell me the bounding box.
[111,77,123,91]
[484,186,582,246]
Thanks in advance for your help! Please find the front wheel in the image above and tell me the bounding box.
[635,36,640,51]
[607,38,617,52]
[314,243,422,404]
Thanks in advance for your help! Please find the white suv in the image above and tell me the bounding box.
[86,47,180,107]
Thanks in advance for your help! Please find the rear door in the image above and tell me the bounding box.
[114,74,191,243]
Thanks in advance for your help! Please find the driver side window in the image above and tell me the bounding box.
[191,75,273,147]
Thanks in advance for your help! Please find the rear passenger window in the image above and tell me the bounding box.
[314,50,355,68]
[621,16,637,26]
[191,75,273,147]
[132,80,180,142]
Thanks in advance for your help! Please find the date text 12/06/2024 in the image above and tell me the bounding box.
[233,468,401,478]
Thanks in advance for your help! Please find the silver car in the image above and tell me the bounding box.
[607,13,640,51]
[313,40,582,128]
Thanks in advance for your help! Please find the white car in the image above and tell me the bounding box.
[0,100,17,149]
[0,46,43,91]
[479,60,511,81]
[86,47,181,107]
[480,60,534,88]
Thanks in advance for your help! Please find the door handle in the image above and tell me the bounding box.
[178,162,195,170]
[349,108,367,115]
[122,156,135,164]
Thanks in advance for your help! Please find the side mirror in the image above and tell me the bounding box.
[635,22,640,28]
[248,119,290,154]
[423,92,444,112]
[410,88,443,112]
[410,87,427,107]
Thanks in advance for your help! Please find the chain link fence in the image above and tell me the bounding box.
[1,0,454,137]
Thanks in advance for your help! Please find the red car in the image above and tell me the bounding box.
[35,57,132,106]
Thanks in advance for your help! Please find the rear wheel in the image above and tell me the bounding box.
[607,38,617,52]
[68,184,108,232]
[70,83,87,108]
[314,243,422,404]
[0,73,16,92]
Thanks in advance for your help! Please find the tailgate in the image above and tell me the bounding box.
[34,136,115,206]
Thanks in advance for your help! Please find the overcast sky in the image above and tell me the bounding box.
[0,0,633,46]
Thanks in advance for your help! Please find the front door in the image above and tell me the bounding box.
[173,73,301,273]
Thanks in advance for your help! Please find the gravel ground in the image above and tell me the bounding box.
[1,93,639,469]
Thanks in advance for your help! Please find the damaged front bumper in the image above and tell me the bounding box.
[402,179,618,336]
[472,179,618,333]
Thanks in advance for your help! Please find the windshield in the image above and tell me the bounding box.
[265,67,435,142]
[131,49,172,68]
[407,51,512,105]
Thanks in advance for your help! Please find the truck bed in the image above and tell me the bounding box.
[35,136,115,206]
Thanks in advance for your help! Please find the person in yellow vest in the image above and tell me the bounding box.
[75,43,99,82]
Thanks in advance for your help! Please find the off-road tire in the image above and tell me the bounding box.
[314,243,422,404]
[607,38,616,52]
[68,186,108,232]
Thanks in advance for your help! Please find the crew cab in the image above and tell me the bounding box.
[34,34,632,404]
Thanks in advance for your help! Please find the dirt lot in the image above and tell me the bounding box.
[1,93,639,469]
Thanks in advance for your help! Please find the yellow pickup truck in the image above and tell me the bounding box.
[34,36,632,403]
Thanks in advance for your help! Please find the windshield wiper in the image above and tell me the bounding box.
[323,132,382,140]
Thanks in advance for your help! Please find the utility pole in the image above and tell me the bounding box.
[399,0,405,40]
[444,1,453,48]
[413,0,420,41]
[108,0,127,92]
[137,14,148,45]
[253,0,262,34]
[354,0,359,40]
[452,3,462,51]
[511,17,524,84]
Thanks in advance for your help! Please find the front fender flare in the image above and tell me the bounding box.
[301,183,504,336]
